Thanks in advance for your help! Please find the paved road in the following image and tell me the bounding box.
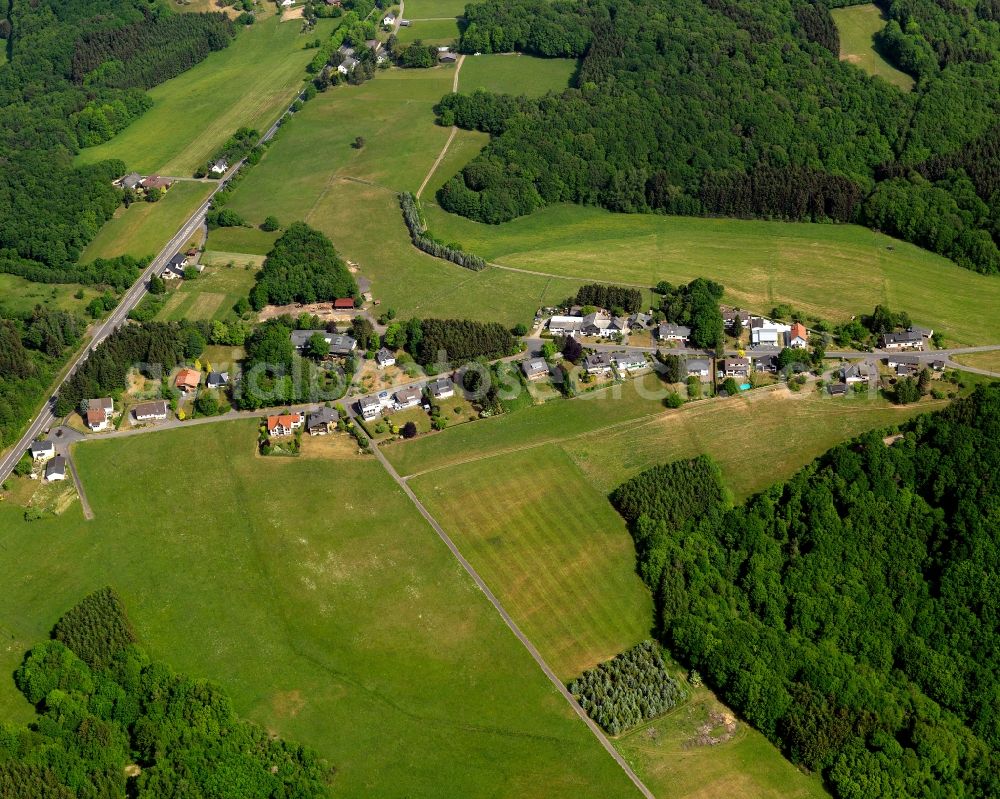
[367,438,655,799]
[0,100,299,485]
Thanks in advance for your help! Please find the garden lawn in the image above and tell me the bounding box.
[75,16,335,175]
[422,203,1000,345]
[0,274,102,317]
[0,421,639,798]
[155,262,259,322]
[458,54,577,97]
[409,446,652,680]
[831,4,914,91]
[80,182,213,261]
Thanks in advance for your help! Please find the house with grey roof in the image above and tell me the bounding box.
[359,395,383,420]
[306,407,339,435]
[841,363,870,384]
[720,357,750,378]
[394,386,422,409]
[428,377,455,399]
[45,456,66,482]
[584,352,613,375]
[879,330,925,350]
[118,172,142,190]
[522,358,549,381]
[612,351,647,372]
[29,440,55,461]
[206,371,229,389]
[376,348,396,368]
[656,322,691,342]
[686,357,711,378]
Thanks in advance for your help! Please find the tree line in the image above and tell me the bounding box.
[610,386,1000,798]
[4,589,334,797]
[400,193,487,271]
[249,222,358,310]
[574,283,642,314]
[436,0,1000,274]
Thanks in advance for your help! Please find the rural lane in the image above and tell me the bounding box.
[367,440,657,799]
[0,96,299,485]
[415,54,466,198]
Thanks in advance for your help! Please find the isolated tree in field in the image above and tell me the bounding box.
[307,332,330,360]
[260,215,280,232]
[353,136,365,149]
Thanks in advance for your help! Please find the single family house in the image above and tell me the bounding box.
[162,254,187,279]
[338,56,359,75]
[584,352,613,376]
[522,358,549,381]
[879,330,925,350]
[133,400,168,421]
[656,322,691,343]
[267,412,304,437]
[206,371,229,389]
[210,159,228,175]
[174,369,200,394]
[687,358,711,378]
[548,315,583,336]
[720,358,750,379]
[306,407,339,435]
[751,354,778,373]
[827,382,849,396]
[119,172,142,190]
[29,440,55,461]
[86,397,113,431]
[612,351,647,372]
[329,335,357,356]
[359,395,383,420]
[841,363,870,384]
[376,348,396,368]
[428,377,455,399]
[750,317,790,347]
[788,322,809,349]
[45,456,67,482]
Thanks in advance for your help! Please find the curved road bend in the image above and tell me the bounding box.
[0,104,294,485]
[368,441,656,799]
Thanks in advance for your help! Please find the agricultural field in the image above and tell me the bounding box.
[410,446,652,681]
[396,17,460,46]
[205,225,281,255]
[458,54,578,97]
[403,0,469,17]
[0,421,638,798]
[422,203,1000,345]
[831,4,914,91]
[0,274,102,317]
[953,351,1000,373]
[155,260,259,322]
[76,16,334,175]
[80,181,213,261]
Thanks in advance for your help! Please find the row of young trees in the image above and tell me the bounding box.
[437,0,1000,273]
[4,589,334,797]
[611,386,1000,798]
[568,641,687,735]
[249,222,358,310]
[411,318,519,366]
[399,193,487,271]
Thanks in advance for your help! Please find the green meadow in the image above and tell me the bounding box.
[0,274,102,317]
[831,4,914,91]
[80,181,213,261]
[205,225,281,255]
[458,54,577,97]
[76,16,335,175]
[0,421,639,798]
[396,17,460,45]
[155,260,259,321]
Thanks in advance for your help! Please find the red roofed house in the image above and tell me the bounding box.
[174,368,201,393]
[788,322,809,349]
[267,412,304,437]
[85,397,113,431]
[333,298,355,309]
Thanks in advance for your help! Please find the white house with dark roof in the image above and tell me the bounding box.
[162,254,187,279]
[306,407,339,435]
[656,322,691,343]
[584,352,613,375]
[133,400,168,421]
[548,315,584,336]
[376,348,396,368]
[359,395,383,420]
[879,330,926,350]
[428,377,455,399]
[841,363,870,384]
[686,357,711,378]
[522,358,549,381]
[45,456,66,482]
[750,317,790,347]
[210,159,228,175]
[206,371,229,389]
[612,351,647,372]
[29,440,55,461]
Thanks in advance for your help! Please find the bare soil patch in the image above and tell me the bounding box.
[258,302,359,324]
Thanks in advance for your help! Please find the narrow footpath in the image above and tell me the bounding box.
[415,54,466,198]
[368,441,656,799]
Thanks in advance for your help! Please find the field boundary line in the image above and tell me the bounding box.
[369,442,655,799]
[415,55,465,198]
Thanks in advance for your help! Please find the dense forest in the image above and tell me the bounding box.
[2,589,334,796]
[438,0,1000,274]
[0,0,234,276]
[250,223,358,310]
[611,386,1000,798]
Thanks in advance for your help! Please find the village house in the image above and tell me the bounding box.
[522,358,549,381]
[548,315,584,336]
[687,357,711,378]
[174,369,200,394]
[722,307,751,331]
[656,322,691,343]
[886,353,921,370]
[628,312,652,330]
[306,407,339,435]
[841,363,870,384]
[376,348,396,368]
[720,357,750,379]
[267,412,304,437]
[133,400,169,422]
[359,395,383,420]
[206,371,229,389]
[879,330,926,350]
[439,51,457,63]
[750,317,790,347]
[329,335,357,357]
[428,377,455,399]
[584,352,613,376]
[86,397,113,431]
[210,159,228,175]
[612,351,647,372]
[29,440,55,461]
[290,330,357,357]
[338,56,359,75]
[394,387,422,410]
[118,172,142,191]
[140,175,171,191]
[581,312,628,338]
[827,382,849,396]
[788,322,809,349]
[162,253,187,279]
[45,456,67,482]
[382,13,395,26]
[751,354,778,373]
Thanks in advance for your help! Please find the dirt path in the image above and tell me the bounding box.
[415,55,466,198]
[65,452,94,521]
[367,440,655,799]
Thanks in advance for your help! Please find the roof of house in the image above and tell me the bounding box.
[658,322,691,337]
[613,350,646,367]
[549,315,583,330]
[168,253,186,267]
[888,354,921,365]
[843,363,868,379]
[909,325,933,337]
[687,358,711,371]
[29,440,54,456]
[133,400,168,417]
[207,371,229,386]
[629,312,651,326]
[581,311,611,330]
[329,334,357,355]
[789,322,808,341]
[340,56,359,70]
[45,456,66,477]
[395,387,422,404]
[290,329,328,347]
[584,352,611,369]
[175,369,200,389]
[307,407,339,429]
[428,377,454,395]
[88,397,113,413]
[359,395,381,411]
[267,413,301,432]
[523,358,548,376]
[376,347,395,362]
[85,408,106,426]
[121,172,142,188]
[752,354,778,368]
[881,330,924,344]
[333,298,354,309]
[827,382,849,395]
[723,357,751,368]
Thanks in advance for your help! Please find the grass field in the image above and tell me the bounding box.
[459,54,577,97]
[831,4,914,91]
[953,351,1000,372]
[0,421,639,798]
[155,261,259,321]
[76,16,333,174]
[422,203,1000,345]
[403,0,469,16]
[80,182,213,261]
[411,446,652,681]
[0,274,102,317]
[205,225,281,255]
[396,17,460,45]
